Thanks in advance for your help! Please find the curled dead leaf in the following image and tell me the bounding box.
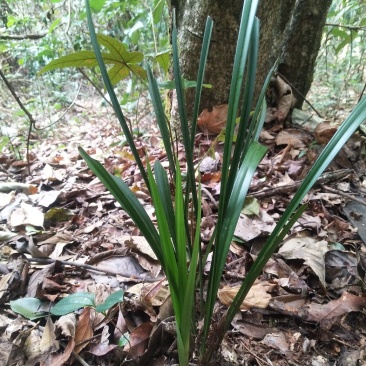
[197,104,228,135]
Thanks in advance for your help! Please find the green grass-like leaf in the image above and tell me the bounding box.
[79,147,164,264]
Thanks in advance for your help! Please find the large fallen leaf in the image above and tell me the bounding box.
[272,75,296,122]
[234,209,276,242]
[291,108,324,131]
[279,237,328,287]
[298,292,366,329]
[275,129,307,148]
[218,281,276,311]
[55,313,77,338]
[260,332,289,354]
[9,202,44,228]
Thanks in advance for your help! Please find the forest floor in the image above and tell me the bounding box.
[1,85,366,366]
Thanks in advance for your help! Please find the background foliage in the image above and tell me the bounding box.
[0,0,365,152]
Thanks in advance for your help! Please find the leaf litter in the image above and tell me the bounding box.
[1,94,366,365]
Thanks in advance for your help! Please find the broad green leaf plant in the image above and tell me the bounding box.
[39,34,146,85]
[42,0,366,364]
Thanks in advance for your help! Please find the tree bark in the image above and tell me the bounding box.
[171,0,332,116]
[278,0,333,108]
[171,0,243,114]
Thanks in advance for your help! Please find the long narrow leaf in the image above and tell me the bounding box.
[219,0,259,214]
[202,140,267,346]
[79,148,164,264]
[85,0,150,189]
[154,161,177,249]
[175,165,188,291]
[171,10,198,219]
[147,161,180,304]
[190,17,214,149]
[230,16,259,175]
[146,63,176,176]
[227,95,366,332]
[180,186,202,365]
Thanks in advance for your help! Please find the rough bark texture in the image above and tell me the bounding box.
[171,0,243,114]
[254,0,295,106]
[171,0,332,114]
[278,0,332,108]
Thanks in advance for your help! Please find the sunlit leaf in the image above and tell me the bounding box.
[39,34,146,83]
[89,0,106,12]
[154,50,170,73]
[153,0,165,24]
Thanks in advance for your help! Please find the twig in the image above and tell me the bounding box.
[325,23,366,31]
[34,82,83,130]
[249,169,353,199]
[241,341,271,366]
[0,33,47,40]
[60,341,90,366]
[201,186,218,208]
[0,69,37,175]
[276,72,323,118]
[27,257,163,282]
[321,184,366,207]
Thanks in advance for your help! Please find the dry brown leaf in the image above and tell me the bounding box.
[279,237,328,287]
[298,292,366,329]
[48,338,75,366]
[314,122,338,145]
[218,281,276,311]
[273,75,296,122]
[275,129,306,148]
[260,332,289,354]
[55,313,77,338]
[197,104,228,135]
[74,307,93,354]
[123,321,154,356]
[40,316,59,354]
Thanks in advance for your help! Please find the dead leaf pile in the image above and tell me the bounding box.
[1,94,366,365]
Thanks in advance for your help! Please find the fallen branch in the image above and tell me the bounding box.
[321,184,366,207]
[249,169,353,199]
[27,257,163,283]
[0,33,48,40]
[0,69,37,175]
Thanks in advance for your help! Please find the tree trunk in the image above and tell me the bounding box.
[278,0,332,108]
[254,0,295,107]
[171,0,332,117]
[171,0,243,115]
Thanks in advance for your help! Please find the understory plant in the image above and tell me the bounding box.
[42,0,366,364]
